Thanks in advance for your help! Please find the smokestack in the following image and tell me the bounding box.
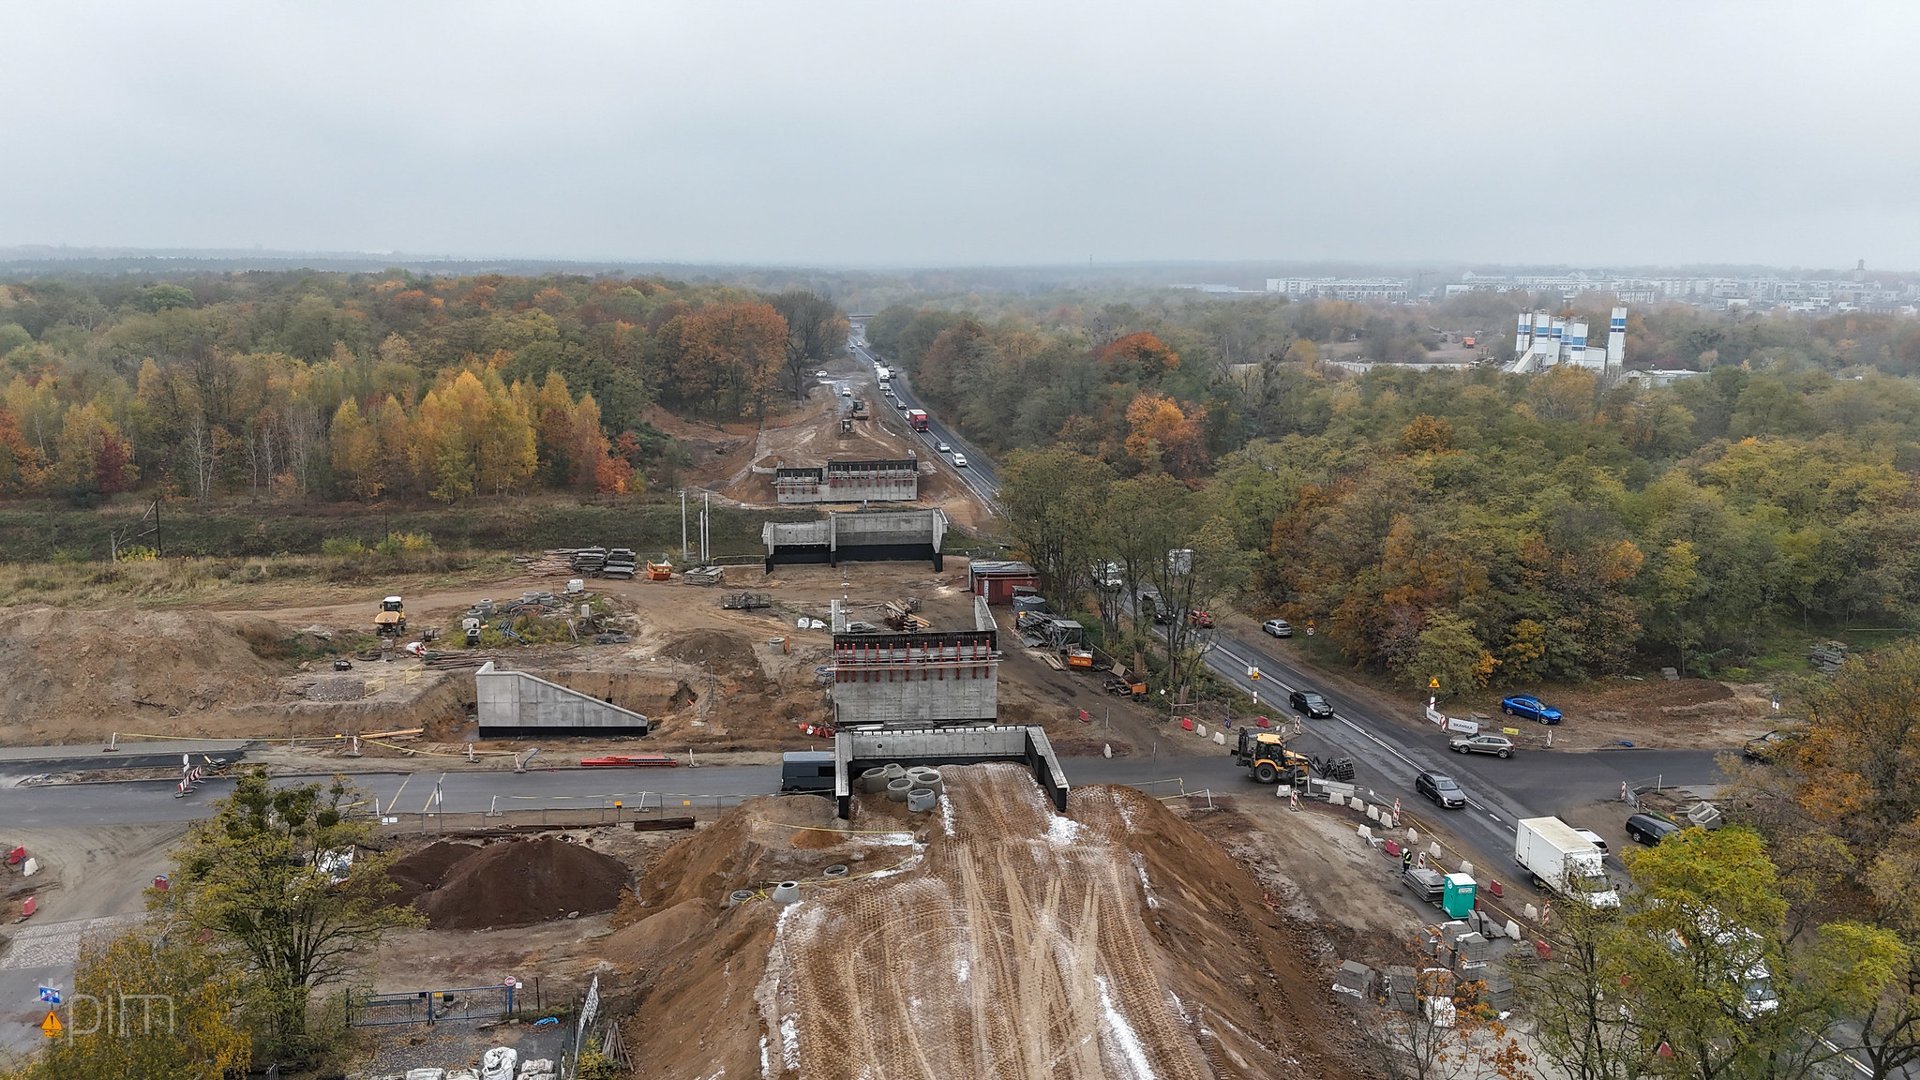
[1606,307,1627,373]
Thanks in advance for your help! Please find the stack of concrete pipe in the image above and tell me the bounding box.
[907,766,943,794]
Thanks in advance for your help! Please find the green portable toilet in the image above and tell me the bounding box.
[1443,873,1477,919]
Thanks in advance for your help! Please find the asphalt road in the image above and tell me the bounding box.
[848,322,1001,511]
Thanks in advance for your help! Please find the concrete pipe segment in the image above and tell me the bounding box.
[729,889,756,906]
[907,787,937,813]
[909,769,944,794]
[823,864,850,879]
[883,762,906,781]
[771,881,801,905]
[860,767,888,793]
[886,778,913,803]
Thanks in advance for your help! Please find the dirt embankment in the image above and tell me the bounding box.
[605,765,1370,1079]
[0,606,293,743]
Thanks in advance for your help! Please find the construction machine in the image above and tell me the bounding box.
[1233,723,1313,787]
[374,596,407,636]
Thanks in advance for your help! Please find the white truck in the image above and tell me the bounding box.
[1514,817,1619,908]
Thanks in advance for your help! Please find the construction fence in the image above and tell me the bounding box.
[370,791,765,837]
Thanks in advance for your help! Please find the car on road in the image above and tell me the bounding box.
[839,386,852,397]
[1501,694,1562,725]
[1742,729,1796,764]
[1262,618,1293,638]
[1186,609,1214,628]
[1449,733,1515,758]
[1415,770,1467,809]
[1288,690,1334,718]
[936,441,951,453]
[814,370,829,378]
[952,453,968,467]
[1626,812,1683,846]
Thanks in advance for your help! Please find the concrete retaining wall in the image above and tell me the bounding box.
[832,725,1070,819]
[763,509,947,570]
[475,662,651,737]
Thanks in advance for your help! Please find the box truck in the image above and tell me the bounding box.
[1514,817,1619,908]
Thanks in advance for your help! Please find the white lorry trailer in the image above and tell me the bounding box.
[1514,816,1619,908]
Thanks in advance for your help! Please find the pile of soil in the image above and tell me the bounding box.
[0,606,290,743]
[390,837,631,930]
[386,841,482,907]
[610,766,1369,1079]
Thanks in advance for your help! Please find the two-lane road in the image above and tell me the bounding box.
[849,325,1000,511]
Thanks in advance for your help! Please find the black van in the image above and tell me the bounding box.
[780,751,836,795]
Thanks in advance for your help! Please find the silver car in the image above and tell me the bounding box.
[1448,733,1514,759]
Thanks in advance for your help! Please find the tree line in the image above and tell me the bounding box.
[909,298,1920,683]
[0,273,846,503]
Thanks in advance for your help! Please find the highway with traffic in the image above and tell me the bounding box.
[847,320,1000,512]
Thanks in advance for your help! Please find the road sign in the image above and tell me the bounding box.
[1247,665,1260,681]
[40,1011,62,1038]
[37,986,60,1004]
[1429,677,1441,690]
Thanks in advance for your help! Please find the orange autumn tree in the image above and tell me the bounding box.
[1097,331,1181,386]
[670,301,788,420]
[1123,391,1209,480]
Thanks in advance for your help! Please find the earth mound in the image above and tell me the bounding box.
[391,837,631,930]
[607,764,1369,1079]
[0,606,291,743]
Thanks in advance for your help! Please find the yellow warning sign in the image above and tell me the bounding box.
[40,1011,62,1038]
[1429,677,1441,690]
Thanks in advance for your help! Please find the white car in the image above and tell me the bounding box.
[840,387,852,397]
[936,441,952,453]
[952,454,968,468]
[814,370,829,378]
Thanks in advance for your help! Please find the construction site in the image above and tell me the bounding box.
[0,368,1786,1079]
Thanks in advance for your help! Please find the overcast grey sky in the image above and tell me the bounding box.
[7,2,1917,268]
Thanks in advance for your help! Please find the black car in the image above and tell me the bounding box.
[1415,770,1466,809]
[1289,690,1335,719]
[1625,812,1682,846]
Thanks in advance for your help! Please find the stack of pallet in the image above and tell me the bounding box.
[884,601,931,632]
[683,566,724,586]
[602,548,637,580]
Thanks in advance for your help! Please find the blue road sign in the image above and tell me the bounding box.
[37,986,61,1005]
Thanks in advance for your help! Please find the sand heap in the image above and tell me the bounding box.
[387,837,630,930]
[606,764,1367,1079]
[0,606,291,742]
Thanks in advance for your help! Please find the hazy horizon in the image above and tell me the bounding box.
[7,2,1918,268]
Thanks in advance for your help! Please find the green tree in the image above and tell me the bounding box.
[998,446,1114,610]
[166,771,419,1062]
[1404,609,1496,695]
[1,927,251,1080]
[770,290,849,399]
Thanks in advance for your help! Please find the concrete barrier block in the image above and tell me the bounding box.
[1357,824,1373,842]
[1458,861,1473,877]
[1366,805,1381,822]
[1196,723,1207,739]
[1523,904,1539,922]
[1506,919,1523,940]
[1428,842,1443,859]
[1406,828,1419,845]
[1213,732,1225,745]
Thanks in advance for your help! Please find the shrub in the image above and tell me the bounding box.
[320,537,368,557]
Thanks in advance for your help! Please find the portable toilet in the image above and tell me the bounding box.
[1443,873,1477,919]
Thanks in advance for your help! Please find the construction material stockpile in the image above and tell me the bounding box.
[386,837,630,930]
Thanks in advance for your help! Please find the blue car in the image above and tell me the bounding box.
[1501,695,1562,725]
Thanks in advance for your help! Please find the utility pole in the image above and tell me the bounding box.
[680,490,688,561]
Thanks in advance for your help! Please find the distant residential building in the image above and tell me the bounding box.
[1265,277,1410,302]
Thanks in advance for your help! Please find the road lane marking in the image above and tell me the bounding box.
[386,775,411,816]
